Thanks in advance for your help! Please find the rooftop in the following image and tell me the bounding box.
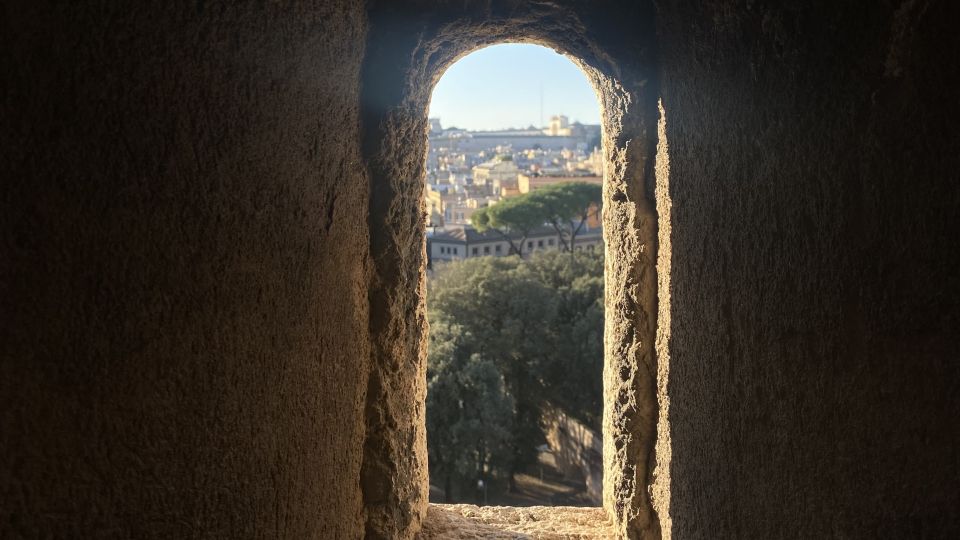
[429,225,600,245]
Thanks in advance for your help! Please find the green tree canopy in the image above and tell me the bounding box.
[426,250,604,500]
[427,327,515,502]
[429,256,555,487]
[471,182,601,255]
[529,182,602,252]
[471,196,547,256]
[524,252,604,427]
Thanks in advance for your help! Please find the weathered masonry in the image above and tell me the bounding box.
[2,1,958,539]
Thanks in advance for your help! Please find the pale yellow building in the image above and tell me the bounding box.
[472,154,519,190]
[543,115,572,136]
[424,185,445,226]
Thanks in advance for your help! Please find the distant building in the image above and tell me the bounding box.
[424,185,445,226]
[424,121,606,235]
[543,115,572,136]
[443,194,498,225]
[427,224,602,266]
[429,128,598,152]
[576,147,604,175]
[472,155,519,193]
[500,184,523,198]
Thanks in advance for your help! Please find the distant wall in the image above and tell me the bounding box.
[431,134,588,152]
[1,3,371,537]
[655,1,960,537]
[543,408,603,505]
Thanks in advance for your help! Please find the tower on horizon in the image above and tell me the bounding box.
[544,115,571,136]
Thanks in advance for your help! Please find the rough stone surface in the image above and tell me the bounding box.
[651,99,673,538]
[361,2,661,537]
[3,1,959,539]
[419,504,615,539]
[654,0,960,537]
[2,2,370,538]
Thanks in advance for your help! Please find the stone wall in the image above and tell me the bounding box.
[1,1,957,539]
[543,408,604,505]
[654,1,960,537]
[1,2,371,537]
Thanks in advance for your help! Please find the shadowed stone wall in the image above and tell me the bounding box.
[655,1,960,537]
[2,2,371,537]
[2,1,957,539]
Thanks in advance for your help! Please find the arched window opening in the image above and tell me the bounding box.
[423,44,606,508]
[359,13,662,535]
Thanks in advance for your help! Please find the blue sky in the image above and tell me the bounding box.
[428,43,601,131]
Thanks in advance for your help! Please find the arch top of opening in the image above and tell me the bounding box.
[428,42,604,133]
[402,23,650,148]
[361,1,661,137]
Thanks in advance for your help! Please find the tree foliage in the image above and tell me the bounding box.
[471,196,546,256]
[471,182,601,255]
[426,333,514,501]
[532,182,602,251]
[426,250,604,501]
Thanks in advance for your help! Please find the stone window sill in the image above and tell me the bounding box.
[419,503,614,539]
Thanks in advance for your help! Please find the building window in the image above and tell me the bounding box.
[528,241,533,249]
[538,240,544,247]
[548,239,555,246]
[472,247,478,255]
[453,247,458,254]
[495,245,501,253]
[484,246,490,254]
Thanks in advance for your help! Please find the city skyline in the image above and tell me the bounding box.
[428,43,601,131]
